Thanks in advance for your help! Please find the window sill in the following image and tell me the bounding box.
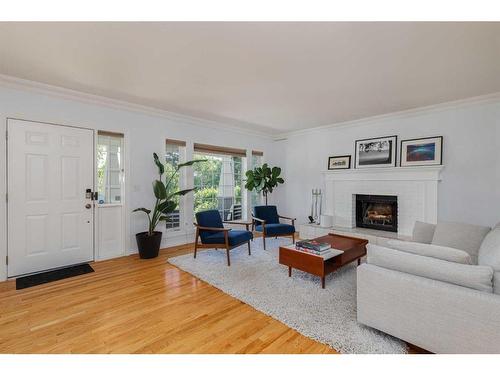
[164,229,187,237]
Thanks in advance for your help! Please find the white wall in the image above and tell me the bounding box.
[496,105,500,209]
[0,84,273,281]
[1,79,499,282]
[269,98,500,229]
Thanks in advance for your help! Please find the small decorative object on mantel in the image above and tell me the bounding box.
[355,135,397,169]
[310,189,322,224]
[328,155,351,170]
[400,136,443,167]
[320,214,333,228]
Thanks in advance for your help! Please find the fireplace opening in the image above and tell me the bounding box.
[355,194,398,232]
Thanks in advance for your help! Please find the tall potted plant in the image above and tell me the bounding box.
[133,153,203,259]
[244,163,284,205]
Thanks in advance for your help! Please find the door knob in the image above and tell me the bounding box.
[85,203,92,209]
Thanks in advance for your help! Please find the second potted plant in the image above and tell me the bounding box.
[244,163,284,205]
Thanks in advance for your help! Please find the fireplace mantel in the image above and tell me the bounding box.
[322,166,443,181]
[322,166,443,236]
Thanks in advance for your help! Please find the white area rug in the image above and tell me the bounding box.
[168,237,407,354]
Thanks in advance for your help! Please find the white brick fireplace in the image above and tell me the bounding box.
[322,166,443,236]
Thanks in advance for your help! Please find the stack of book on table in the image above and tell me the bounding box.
[294,240,344,260]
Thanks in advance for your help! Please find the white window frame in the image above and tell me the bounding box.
[165,140,186,232]
[250,152,264,208]
[96,132,124,205]
[192,149,247,221]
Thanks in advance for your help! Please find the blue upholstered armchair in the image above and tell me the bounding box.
[252,205,296,250]
[193,210,253,266]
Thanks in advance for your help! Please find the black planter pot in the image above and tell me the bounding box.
[135,231,162,259]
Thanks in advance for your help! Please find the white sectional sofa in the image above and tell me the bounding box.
[357,221,500,353]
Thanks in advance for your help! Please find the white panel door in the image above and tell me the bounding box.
[7,119,94,277]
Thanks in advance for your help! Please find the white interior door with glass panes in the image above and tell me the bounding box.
[7,119,94,277]
[96,132,124,260]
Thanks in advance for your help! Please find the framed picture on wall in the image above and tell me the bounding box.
[354,135,397,169]
[400,136,443,167]
[328,155,351,170]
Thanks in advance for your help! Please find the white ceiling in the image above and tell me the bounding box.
[0,22,499,134]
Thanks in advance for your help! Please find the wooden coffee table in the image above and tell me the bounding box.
[279,233,368,288]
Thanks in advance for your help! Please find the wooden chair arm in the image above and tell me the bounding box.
[193,223,231,232]
[222,221,252,226]
[251,216,266,224]
[223,220,252,231]
[278,215,296,223]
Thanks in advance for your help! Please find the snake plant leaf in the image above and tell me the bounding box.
[153,153,165,175]
[158,200,177,214]
[177,159,207,169]
[153,180,167,200]
[169,188,195,198]
[132,207,151,214]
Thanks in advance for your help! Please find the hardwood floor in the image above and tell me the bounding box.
[0,242,427,354]
[0,244,336,354]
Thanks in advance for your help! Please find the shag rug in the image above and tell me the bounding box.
[168,237,407,354]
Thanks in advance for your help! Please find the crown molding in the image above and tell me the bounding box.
[3,74,498,142]
[0,74,274,139]
[275,92,500,140]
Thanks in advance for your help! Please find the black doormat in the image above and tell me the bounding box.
[16,264,94,290]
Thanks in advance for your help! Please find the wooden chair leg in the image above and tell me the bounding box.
[263,236,266,250]
[292,232,295,244]
[247,241,251,255]
[226,248,231,266]
[194,242,198,258]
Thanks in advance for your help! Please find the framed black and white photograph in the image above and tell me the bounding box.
[354,135,397,169]
[400,136,443,167]
[328,155,351,170]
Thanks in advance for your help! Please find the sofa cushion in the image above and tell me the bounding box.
[387,240,472,264]
[412,221,436,244]
[478,224,500,272]
[203,230,253,246]
[255,223,295,236]
[431,222,491,264]
[367,244,494,293]
[494,272,500,295]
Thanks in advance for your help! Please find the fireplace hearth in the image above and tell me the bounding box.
[355,194,398,232]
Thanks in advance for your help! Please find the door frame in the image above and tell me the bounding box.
[5,117,97,277]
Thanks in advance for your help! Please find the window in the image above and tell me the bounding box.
[251,150,263,208]
[165,139,186,230]
[97,132,124,204]
[193,144,246,221]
